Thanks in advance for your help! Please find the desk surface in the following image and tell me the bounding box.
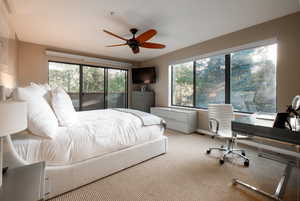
[232,117,300,145]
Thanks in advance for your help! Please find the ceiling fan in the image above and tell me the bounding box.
[103,28,166,54]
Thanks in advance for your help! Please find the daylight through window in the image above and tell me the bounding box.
[49,61,128,111]
[171,43,277,113]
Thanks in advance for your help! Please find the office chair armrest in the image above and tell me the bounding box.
[209,118,220,134]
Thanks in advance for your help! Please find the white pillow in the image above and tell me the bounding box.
[30,82,51,91]
[14,85,58,139]
[30,82,52,103]
[51,87,77,126]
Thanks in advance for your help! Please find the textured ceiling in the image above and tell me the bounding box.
[7,0,300,61]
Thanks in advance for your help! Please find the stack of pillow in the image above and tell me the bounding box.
[13,83,78,139]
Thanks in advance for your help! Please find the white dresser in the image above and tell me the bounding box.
[151,107,197,134]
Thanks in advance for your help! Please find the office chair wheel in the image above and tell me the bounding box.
[242,151,246,156]
[219,159,224,165]
[244,160,249,167]
[206,150,211,154]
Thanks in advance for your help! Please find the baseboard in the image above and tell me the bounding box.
[196,129,212,136]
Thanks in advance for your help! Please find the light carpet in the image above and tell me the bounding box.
[50,130,300,201]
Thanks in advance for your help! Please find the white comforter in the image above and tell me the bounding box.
[12,109,164,166]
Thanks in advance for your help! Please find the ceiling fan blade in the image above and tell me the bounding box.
[103,29,128,41]
[132,47,140,54]
[136,29,157,43]
[106,43,127,47]
[140,42,166,49]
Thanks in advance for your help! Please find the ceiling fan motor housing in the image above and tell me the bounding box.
[127,39,140,53]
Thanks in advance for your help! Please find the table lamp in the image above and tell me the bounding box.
[0,101,27,187]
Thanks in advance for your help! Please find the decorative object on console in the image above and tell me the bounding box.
[141,79,151,92]
[151,107,197,134]
[0,101,27,187]
[140,85,147,92]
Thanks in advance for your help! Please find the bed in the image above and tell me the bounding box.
[0,85,168,199]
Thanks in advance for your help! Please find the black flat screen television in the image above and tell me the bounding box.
[132,67,156,84]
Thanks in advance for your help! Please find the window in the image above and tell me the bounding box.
[172,61,194,107]
[48,61,128,111]
[195,55,225,108]
[231,44,277,113]
[170,43,277,113]
[48,62,80,110]
[107,69,128,108]
[81,66,105,110]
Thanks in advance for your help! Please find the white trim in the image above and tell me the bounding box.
[196,128,213,136]
[169,105,258,117]
[170,38,277,65]
[168,65,172,106]
[45,50,133,68]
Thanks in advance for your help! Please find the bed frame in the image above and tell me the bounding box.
[0,85,168,199]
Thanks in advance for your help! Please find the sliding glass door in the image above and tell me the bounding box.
[81,66,105,110]
[48,62,80,110]
[107,69,128,108]
[48,61,128,111]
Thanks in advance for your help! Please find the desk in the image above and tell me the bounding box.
[232,117,300,201]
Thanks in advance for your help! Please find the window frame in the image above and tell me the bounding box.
[170,43,277,114]
[48,60,128,110]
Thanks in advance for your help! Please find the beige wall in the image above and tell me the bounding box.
[0,1,19,88]
[17,41,137,86]
[141,12,300,130]
[17,41,138,105]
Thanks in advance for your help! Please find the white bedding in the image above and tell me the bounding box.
[12,109,164,166]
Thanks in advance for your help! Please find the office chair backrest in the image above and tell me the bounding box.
[208,104,234,136]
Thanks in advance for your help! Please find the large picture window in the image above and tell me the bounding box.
[195,55,225,108]
[230,44,277,113]
[171,43,277,113]
[172,61,194,107]
[49,61,128,111]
